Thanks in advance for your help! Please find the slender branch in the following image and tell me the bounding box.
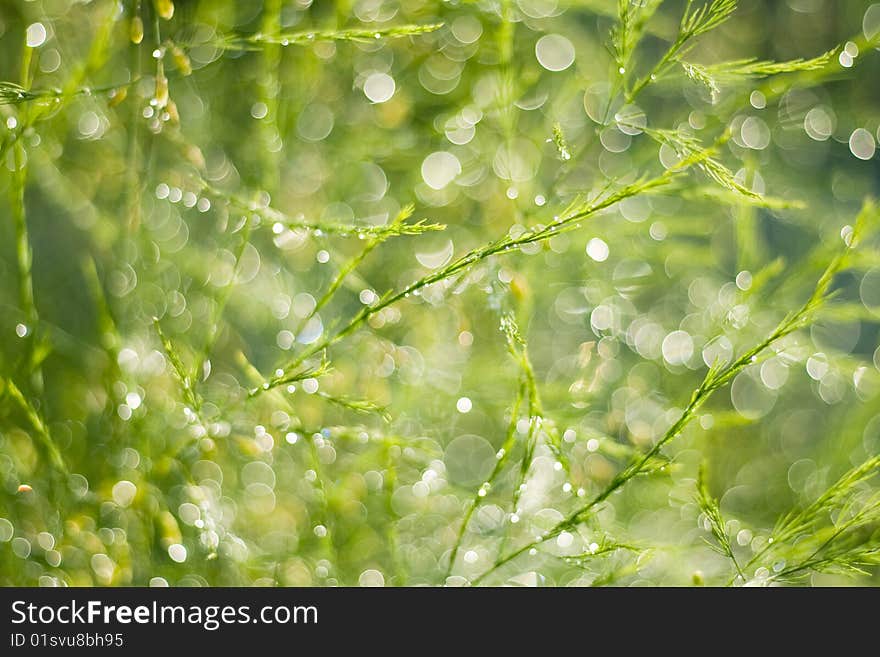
[251,168,686,396]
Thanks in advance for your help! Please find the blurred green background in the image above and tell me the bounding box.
[1,0,879,586]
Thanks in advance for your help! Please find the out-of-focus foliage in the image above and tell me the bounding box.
[1,0,879,587]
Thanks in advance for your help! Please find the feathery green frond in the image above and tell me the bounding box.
[213,23,444,52]
[680,0,738,40]
[641,126,761,199]
[681,48,837,98]
[696,465,745,578]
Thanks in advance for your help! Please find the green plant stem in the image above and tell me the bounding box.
[126,10,143,233]
[257,0,282,195]
[446,379,525,579]
[10,41,40,390]
[383,440,405,585]
[193,222,252,384]
[1,378,66,474]
[471,208,865,584]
